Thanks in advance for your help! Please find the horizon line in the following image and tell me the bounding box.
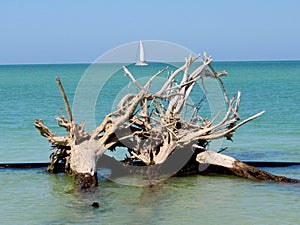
[1,58,300,66]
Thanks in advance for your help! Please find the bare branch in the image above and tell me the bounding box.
[56,77,73,122]
[122,66,144,91]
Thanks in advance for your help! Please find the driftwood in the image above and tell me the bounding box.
[196,151,299,183]
[34,53,299,189]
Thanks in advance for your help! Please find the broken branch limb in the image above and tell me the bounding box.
[56,77,73,122]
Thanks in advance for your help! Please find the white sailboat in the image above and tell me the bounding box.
[135,40,148,66]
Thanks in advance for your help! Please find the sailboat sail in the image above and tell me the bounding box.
[136,40,148,66]
[139,41,145,62]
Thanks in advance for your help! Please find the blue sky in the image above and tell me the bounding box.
[1,0,300,64]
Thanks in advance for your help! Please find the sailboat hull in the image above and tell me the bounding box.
[135,61,148,66]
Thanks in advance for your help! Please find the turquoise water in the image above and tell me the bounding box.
[0,61,300,224]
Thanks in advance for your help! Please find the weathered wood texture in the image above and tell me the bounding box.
[197,151,299,183]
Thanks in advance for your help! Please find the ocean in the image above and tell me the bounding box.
[0,61,300,224]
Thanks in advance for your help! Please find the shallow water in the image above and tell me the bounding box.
[1,168,300,224]
[0,61,300,224]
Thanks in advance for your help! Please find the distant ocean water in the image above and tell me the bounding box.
[0,61,300,224]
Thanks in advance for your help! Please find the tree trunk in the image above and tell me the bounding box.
[196,151,299,183]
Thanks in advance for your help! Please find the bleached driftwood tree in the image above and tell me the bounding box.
[35,53,299,189]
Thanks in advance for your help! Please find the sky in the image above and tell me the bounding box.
[1,0,300,64]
